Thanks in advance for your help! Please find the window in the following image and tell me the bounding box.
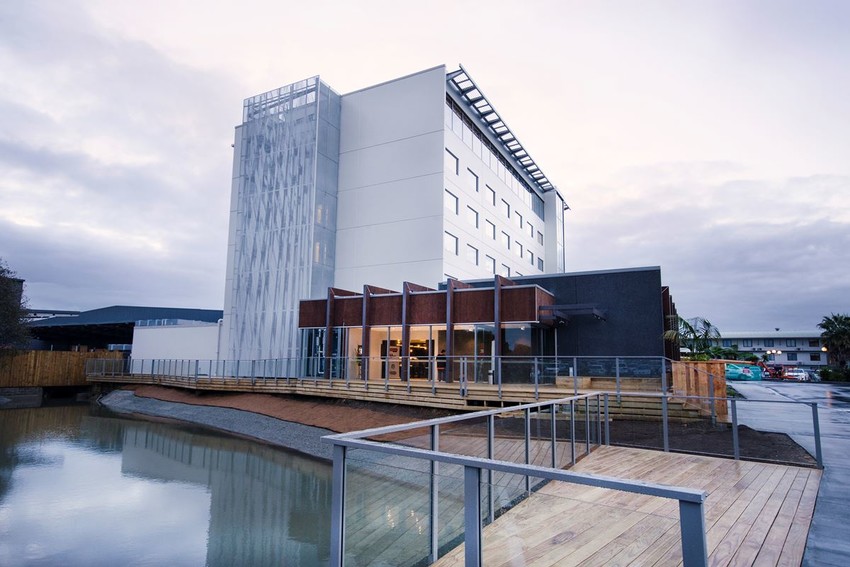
[487,185,496,206]
[537,258,544,271]
[515,241,523,258]
[722,339,731,347]
[742,339,752,347]
[810,353,821,362]
[486,255,496,274]
[466,168,479,192]
[444,149,458,175]
[444,232,458,255]
[527,222,534,239]
[527,250,534,265]
[444,190,458,214]
[764,339,774,347]
[787,353,798,361]
[808,340,820,348]
[486,219,496,239]
[515,212,523,229]
[786,339,797,347]
[466,206,479,228]
[466,244,478,265]
[501,199,510,218]
[501,231,510,250]
[537,231,543,245]
[500,264,510,277]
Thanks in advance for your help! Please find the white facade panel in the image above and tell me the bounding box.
[132,324,221,361]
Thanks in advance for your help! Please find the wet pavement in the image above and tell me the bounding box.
[729,381,850,567]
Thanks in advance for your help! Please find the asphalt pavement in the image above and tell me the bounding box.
[729,381,850,567]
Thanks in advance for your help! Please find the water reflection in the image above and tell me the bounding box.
[0,405,332,566]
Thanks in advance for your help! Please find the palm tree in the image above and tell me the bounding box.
[818,313,850,369]
[664,316,721,358]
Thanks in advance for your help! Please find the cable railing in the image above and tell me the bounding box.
[323,394,709,566]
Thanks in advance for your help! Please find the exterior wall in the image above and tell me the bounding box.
[132,324,221,361]
[442,101,557,282]
[334,66,446,291]
[509,267,667,357]
[222,78,341,361]
[717,331,827,370]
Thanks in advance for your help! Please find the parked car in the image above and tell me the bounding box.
[725,363,763,381]
[785,368,810,382]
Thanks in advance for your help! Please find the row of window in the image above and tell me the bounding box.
[771,353,822,362]
[720,338,819,348]
[444,97,544,218]
[444,231,542,276]
[445,188,543,262]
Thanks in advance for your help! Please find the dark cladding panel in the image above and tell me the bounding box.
[299,300,327,328]
[500,287,539,322]
[370,295,403,326]
[334,297,363,327]
[453,289,494,323]
[409,293,446,324]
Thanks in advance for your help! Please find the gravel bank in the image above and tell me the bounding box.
[99,389,334,460]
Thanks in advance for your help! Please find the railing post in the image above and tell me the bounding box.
[464,466,483,567]
[604,393,610,446]
[679,500,708,567]
[585,397,591,455]
[615,357,621,403]
[551,402,558,468]
[329,444,347,567]
[570,399,576,465]
[596,394,602,447]
[731,399,740,460]
[430,424,440,563]
[709,373,716,425]
[811,402,824,469]
[533,356,539,400]
[524,407,531,494]
[573,356,578,395]
[487,414,495,523]
[661,358,670,452]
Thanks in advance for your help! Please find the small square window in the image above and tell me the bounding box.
[742,339,752,347]
[526,250,533,265]
[810,353,821,362]
[515,241,523,258]
[466,168,479,192]
[444,190,458,214]
[466,206,479,228]
[527,222,534,239]
[537,231,543,245]
[486,255,496,274]
[501,231,510,250]
[787,353,798,361]
[487,185,496,206]
[444,231,458,255]
[466,244,479,265]
[722,339,731,347]
[486,220,496,239]
[537,258,544,271]
[501,199,510,218]
[764,339,774,347]
[444,149,458,175]
[786,339,797,347]
[808,340,820,348]
[500,264,510,277]
[515,212,523,229]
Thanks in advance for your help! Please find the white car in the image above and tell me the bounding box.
[785,368,810,382]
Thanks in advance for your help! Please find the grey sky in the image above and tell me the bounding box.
[1,0,848,332]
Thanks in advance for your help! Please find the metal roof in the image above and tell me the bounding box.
[446,65,555,195]
[29,306,223,328]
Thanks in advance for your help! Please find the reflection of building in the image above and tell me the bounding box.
[716,330,827,370]
[222,65,569,363]
[299,267,677,382]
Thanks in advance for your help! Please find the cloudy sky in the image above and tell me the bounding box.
[1,0,848,332]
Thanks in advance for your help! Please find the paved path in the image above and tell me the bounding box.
[729,381,850,566]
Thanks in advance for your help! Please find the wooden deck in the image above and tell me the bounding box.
[434,446,820,567]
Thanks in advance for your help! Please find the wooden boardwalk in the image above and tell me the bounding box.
[434,446,820,567]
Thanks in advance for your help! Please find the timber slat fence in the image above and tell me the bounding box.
[0,350,125,388]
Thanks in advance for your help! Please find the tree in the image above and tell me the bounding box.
[818,313,850,369]
[664,316,721,358]
[0,259,30,349]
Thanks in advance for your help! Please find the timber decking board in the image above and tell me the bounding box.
[433,446,820,567]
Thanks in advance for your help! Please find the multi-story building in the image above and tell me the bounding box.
[222,65,568,361]
[716,331,827,370]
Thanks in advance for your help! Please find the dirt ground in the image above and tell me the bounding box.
[127,385,816,467]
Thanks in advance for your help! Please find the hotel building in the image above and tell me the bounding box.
[222,65,569,362]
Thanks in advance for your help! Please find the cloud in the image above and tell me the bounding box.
[567,165,850,330]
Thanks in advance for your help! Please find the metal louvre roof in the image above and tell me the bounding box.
[446,65,554,194]
[29,306,223,328]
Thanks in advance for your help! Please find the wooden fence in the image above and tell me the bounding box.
[671,360,728,421]
[0,350,125,388]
